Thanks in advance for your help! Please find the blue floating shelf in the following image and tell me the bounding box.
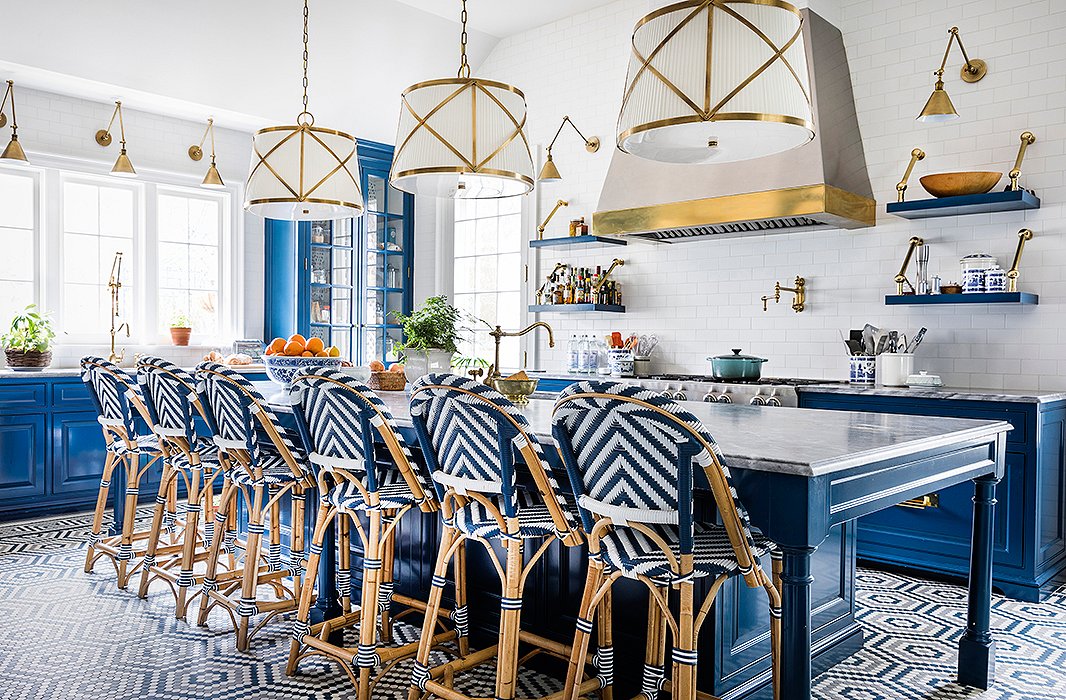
[530,235,627,249]
[528,303,626,313]
[885,292,1038,305]
[886,189,1040,219]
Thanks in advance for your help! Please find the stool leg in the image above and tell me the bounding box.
[596,584,615,700]
[379,514,397,644]
[85,450,117,573]
[564,559,605,700]
[357,510,383,700]
[174,464,204,619]
[495,537,525,700]
[408,525,459,700]
[770,552,783,700]
[640,589,668,700]
[116,454,145,589]
[290,488,307,591]
[198,477,236,627]
[137,462,175,598]
[338,517,352,613]
[671,581,697,700]
[236,482,266,651]
[287,498,332,676]
[267,486,282,572]
[452,538,469,657]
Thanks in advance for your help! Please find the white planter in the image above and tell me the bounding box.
[404,349,454,379]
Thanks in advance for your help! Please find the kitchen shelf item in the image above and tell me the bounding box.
[527,303,625,313]
[264,355,343,386]
[879,353,914,387]
[849,355,875,385]
[885,292,1038,305]
[886,188,1039,219]
[906,370,944,388]
[708,349,768,381]
[367,370,406,392]
[920,171,1001,198]
[529,234,626,249]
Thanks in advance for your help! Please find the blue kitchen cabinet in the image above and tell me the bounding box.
[0,412,47,502]
[264,139,414,365]
[797,390,1065,601]
[51,411,108,497]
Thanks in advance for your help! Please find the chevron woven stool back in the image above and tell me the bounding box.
[80,356,149,440]
[137,356,203,445]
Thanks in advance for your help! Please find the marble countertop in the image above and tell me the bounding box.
[0,364,267,379]
[796,384,1066,404]
[258,383,1009,478]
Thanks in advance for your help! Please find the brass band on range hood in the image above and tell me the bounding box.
[593,184,875,239]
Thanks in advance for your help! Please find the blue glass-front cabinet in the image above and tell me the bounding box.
[265,139,413,364]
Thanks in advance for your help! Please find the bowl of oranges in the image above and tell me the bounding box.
[262,334,343,385]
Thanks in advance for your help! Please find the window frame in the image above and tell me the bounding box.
[0,166,44,319]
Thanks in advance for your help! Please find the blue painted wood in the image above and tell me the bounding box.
[0,382,47,411]
[51,411,108,496]
[958,472,1000,688]
[886,188,1040,219]
[535,377,579,393]
[885,292,1038,305]
[0,412,46,501]
[264,219,300,342]
[528,303,625,313]
[529,234,627,249]
[780,545,817,698]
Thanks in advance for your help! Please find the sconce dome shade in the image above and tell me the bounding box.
[617,0,814,164]
[110,149,137,178]
[390,78,534,198]
[245,123,363,220]
[1,136,28,163]
[201,163,225,189]
[917,86,959,123]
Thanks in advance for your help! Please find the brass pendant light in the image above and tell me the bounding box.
[95,101,137,178]
[189,118,225,189]
[390,0,534,199]
[0,80,30,164]
[245,0,362,220]
[916,27,988,123]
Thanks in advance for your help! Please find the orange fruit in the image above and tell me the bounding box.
[327,345,341,358]
[369,360,385,372]
[315,351,329,358]
[268,337,286,353]
[389,363,405,373]
[284,340,304,356]
[288,333,306,346]
[305,337,324,354]
[301,350,313,357]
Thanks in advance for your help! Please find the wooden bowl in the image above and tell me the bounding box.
[920,172,1002,198]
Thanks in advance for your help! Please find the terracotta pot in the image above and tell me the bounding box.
[170,327,192,346]
[4,349,52,369]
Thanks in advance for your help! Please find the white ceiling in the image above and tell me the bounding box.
[393,0,618,38]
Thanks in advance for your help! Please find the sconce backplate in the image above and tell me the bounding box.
[95,129,113,147]
[961,58,988,83]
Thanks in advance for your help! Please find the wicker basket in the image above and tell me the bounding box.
[368,370,407,391]
[5,349,52,368]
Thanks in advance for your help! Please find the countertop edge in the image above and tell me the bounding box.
[795,384,1066,404]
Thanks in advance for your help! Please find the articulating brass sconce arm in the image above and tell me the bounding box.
[761,277,806,313]
[593,259,625,293]
[1007,229,1033,293]
[896,148,926,202]
[535,262,567,304]
[537,199,568,239]
[96,101,127,148]
[546,116,600,157]
[936,27,988,84]
[189,118,216,162]
[894,237,925,295]
[0,80,17,130]
[1008,131,1036,192]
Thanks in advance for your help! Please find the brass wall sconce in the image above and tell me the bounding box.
[1008,228,1033,292]
[917,27,988,123]
[538,116,599,182]
[0,80,29,164]
[1008,131,1036,191]
[894,237,925,294]
[761,276,806,313]
[536,198,568,239]
[96,101,137,178]
[896,148,926,202]
[189,118,224,189]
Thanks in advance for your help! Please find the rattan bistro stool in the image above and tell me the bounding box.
[406,374,610,700]
[551,382,783,700]
[194,362,313,650]
[135,356,233,618]
[81,356,166,589]
[285,368,463,697]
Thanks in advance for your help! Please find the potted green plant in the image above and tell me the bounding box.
[169,312,192,346]
[2,305,56,370]
[391,295,464,378]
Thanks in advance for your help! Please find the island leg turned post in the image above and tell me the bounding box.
[779,544,817,698]
[312,517,345,646]
[958,473,1000,688]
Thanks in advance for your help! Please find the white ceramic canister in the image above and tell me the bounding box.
[985,266,1008,292]
[960,253,997,294]
[878,353,915,387]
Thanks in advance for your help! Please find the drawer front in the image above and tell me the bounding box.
[0,383,47,412]
[51,379,96,411]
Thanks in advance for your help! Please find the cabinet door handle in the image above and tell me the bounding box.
[898,493,939,510]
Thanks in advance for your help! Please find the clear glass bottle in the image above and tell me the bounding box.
[596,337,611,376]
[567,334,580,374]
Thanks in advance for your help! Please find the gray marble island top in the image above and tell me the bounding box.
[259,384,1011,479]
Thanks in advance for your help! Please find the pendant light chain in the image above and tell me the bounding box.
[299,0,313,125]
[457,0,470,79]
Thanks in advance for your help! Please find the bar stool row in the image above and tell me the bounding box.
[80,356,781,700]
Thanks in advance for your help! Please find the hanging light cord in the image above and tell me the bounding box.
[457,0,470,79]
[298,0,314,125]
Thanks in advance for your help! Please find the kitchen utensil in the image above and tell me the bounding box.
[908,327,927,353]
[879,353,914,387]
[633,356,652,377]
[906,370,943,388]
[916,245,930,295]
[919,171,1002,198]
[875,335,888,356]
[862,324,879,355]
[708,349,768,380]
[849,355,876,385]
[887,330,899,354]
[930,275,942,295]
[838,330,855,355]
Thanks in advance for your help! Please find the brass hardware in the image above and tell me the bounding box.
[761,276,806,313]
[1008,131,1036,191]
[593,259,624,294]
[486,322,554,384]
[0,80,29,163]
[592,184,876,238]
[896,148,926,202]
[538,116,600,181]
[898,493,939,510]
[190,118,225,189]
[1007,228,1033,293]
[537,199,569,239]
[535,262,567,304]
[96,101,136,177]
[917,27,987,123]
[107,252,130,364]
[894,237,925,295]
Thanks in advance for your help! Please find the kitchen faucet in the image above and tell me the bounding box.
[485,322,554,385]
[107,252,130,363]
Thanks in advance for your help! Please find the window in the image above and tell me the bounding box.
[453,197,522,368]
[0,170,37,323]
[157,190,224,336]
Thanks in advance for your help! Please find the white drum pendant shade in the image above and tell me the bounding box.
[618,0,814,164]
[245,123,363,221]
[390,78,534,198]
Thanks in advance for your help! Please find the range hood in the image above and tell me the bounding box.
[594,9,875,242]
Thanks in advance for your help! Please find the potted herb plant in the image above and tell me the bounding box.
[391,295,463,378]
[169,312,192,346]
[2,305,56,370]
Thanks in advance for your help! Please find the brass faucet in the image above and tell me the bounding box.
[107,252,130,363]
[761,276,806,313]
[486,322,554,384]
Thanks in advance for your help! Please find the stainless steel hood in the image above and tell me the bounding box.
[594,9,875,242]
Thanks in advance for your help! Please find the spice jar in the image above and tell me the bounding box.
[568,219,581,237]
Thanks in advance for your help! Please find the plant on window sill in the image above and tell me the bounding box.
[169,311,193,347]
[2,305,57,369]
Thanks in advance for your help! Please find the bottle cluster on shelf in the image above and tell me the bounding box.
[546,265,622,306]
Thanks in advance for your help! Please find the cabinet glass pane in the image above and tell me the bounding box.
[310,221,331,245]
[365,252,385,287]
[385,291,404,318]
[387,183,405,215]
[362,330,379,363]
[333,218,354,247]
[332,247,352,286]
[384,217,404,253]
[332,287,352,326]
[311,287,331,323]
[367,215,385,251]
[365,292,385,325]
[311,246,330,284]
[310,325,330,344]
[333,329,352,361]
[384,259,403,289]
[366,175,386,213]
[386,328,403,363]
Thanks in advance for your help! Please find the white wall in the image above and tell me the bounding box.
[470,0,1066,390]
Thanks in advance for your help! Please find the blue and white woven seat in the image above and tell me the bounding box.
[322,468,420,512]
[450,490,560,540]
[105,433,161,455]
[167,438,220,470]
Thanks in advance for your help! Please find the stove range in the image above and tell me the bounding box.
[627,375,843,407]
[648,374,832,386]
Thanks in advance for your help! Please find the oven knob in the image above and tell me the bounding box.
[765,396,782,407]
[674,391,687,401]
[703,392,718,402]
[716,393,732,404]
[659,390,673,399]
[750,395,766,406]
